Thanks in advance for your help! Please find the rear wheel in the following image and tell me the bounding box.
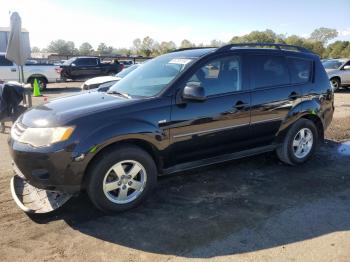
[86,145,157,212]
[276,119,318,165]
[29,77,47,90]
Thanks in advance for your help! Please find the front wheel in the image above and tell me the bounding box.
[330,78,340,91]
[29,77,47,90]
[86,145,157,212]
[276,119,318,165]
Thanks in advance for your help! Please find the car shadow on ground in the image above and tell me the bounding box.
[29,140,350,258]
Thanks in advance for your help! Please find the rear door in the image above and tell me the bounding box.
[248,54,306,146]
[72,58,100,77]
[169,54,251,164]
[0,55,18,81]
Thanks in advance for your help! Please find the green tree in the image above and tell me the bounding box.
[132,38,142,55]
[324,41,350,58]
[140,36,156,57]
[158,41,177,54]
[96,43,113,55]
[285,35,305,46]
[210,39,225,47]
[180,39,194,49]
[309,27,338,45]
[230,29,282,44]
[79,42,93,55]
[31,46,40,53]
[46,39,78,55]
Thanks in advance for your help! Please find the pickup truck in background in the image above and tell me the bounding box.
[0,53,60,89]
[59,57,124,81]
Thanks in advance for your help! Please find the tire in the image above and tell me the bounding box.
[276,118,318,165]
[86,145,157,212]
[330,77,340,91]
[29,77,47,90]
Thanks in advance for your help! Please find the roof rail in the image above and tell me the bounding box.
[171,47,216,52]
[216,43,312,54]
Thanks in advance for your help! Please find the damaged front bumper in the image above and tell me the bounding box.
[10,167,72,214]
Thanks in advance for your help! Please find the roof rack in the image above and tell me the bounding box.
[171,47,215,52]
[216,43,312,54]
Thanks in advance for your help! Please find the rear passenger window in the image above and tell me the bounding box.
[287,57,312,84]
[251,55,290,88]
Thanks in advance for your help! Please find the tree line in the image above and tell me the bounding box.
[31,27,350,58]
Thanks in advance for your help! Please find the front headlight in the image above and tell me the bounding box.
[12,126,75,147]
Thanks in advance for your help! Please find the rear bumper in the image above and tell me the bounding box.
[8,139,87,194]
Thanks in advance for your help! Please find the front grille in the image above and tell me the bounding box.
[11,121,27,141]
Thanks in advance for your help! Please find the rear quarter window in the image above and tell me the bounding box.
[287,57,312,84]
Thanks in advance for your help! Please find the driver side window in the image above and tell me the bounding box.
[187,56,241,96]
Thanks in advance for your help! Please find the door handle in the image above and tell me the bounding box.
[233,101,249,110]
[288,92,300,100]
[11,68,16,72]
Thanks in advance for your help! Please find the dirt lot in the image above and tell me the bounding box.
[0,84,350,262]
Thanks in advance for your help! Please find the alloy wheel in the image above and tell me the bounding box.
[292,128,313,159]
[102,160,147,204]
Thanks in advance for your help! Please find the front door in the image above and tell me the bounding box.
[0,55,18,81]
[169,55,251,164]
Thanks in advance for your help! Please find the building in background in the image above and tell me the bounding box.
[0,27,30,53]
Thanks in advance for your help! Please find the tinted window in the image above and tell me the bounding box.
[288,57,312,84]
[322,60,343,70]
[252,55,289,88]
[187,56,241,96]
[0,56,13,66]
[75,58,98,66]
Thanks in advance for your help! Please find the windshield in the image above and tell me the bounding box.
[63,57,76,66]
[109,55,193,97]
[115,64,139,78]
[322,60,343,70]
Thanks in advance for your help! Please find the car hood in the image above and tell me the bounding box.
[21,91,136,127]
[85,76,120,85]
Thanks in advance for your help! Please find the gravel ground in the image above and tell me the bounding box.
[0,83,349,262]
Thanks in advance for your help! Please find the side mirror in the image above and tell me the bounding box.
[182,83,206,101]
[71,63,76,67]
[343,65,350,70]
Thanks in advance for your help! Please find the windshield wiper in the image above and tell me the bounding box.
[106,90,131,99]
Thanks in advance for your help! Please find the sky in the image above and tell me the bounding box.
[0,0,349,49]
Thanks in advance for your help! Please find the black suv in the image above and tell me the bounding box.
[9,43,334,212]
[59,57,123,80]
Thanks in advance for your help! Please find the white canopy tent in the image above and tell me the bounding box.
[5,12,31,83]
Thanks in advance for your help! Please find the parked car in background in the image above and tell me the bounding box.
[0,53,60,89]
[322,58,350,90]
[9,43,333,213]
[59,57,124,81]
[81,64,141,91]
[120,60,134,68]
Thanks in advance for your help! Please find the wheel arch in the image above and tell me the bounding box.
[81,138,162,189]
[275,113,324,144]
[27,74,48,84]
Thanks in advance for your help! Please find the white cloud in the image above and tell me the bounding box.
[339,28,350,37]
